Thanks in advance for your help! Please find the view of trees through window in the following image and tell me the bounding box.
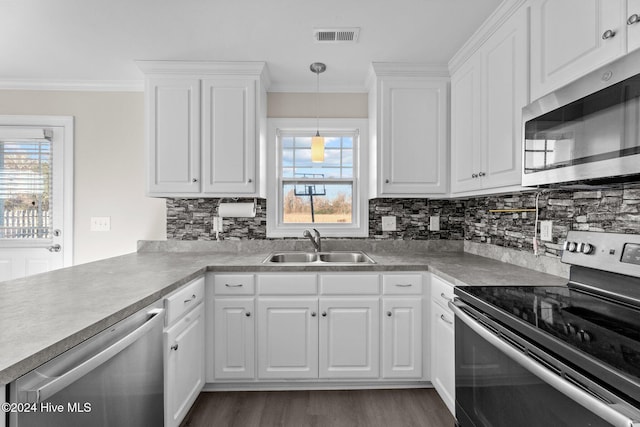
[0,140,51,239]
[280,135,354,224]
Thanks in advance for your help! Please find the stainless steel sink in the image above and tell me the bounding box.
[263,251,375,265]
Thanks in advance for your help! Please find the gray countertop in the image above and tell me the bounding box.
[0,249,568,385]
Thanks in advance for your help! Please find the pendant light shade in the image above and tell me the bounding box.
[310,62,326,163]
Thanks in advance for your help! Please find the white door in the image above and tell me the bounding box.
[382,298,422,379]
[319,298,379,378]
[257,298,318,379]
[0,116,73,282]
[213,298,255,379]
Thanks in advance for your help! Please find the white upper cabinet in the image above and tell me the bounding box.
[138,61,269,198]
[628,0,640,52]
[450,4,528,194]
[368,64,449,197]
[530,0,627,101]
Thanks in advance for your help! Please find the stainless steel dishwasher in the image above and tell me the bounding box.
[9,301,165,427]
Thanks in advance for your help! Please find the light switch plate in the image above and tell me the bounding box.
[90,216,111,232]
[430,216,440,231]
[381,216,396,231]
[540,220,553,241]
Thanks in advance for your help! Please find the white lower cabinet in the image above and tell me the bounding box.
[213,298,255,379]
[164,277,205,427]
[257,298,318,379]
[319,298,380,379]
[430,275,456,415]
[382,298,422,379]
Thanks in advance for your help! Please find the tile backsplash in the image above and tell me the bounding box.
[166,182,640,259]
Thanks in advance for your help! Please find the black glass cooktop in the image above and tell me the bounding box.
[456,285,640,388]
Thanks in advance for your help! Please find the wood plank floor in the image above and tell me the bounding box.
[180,388,454,427]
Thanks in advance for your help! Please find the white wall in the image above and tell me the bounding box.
[0,90,166,265]
[267,92,368,118]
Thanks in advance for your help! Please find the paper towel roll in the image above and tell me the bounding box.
[218,202,256,218]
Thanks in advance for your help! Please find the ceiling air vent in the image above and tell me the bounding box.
[313,28,360,43]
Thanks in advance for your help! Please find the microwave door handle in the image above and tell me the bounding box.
[449,300,640,427]
[24,308,164,404]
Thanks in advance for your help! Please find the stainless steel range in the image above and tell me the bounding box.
[451,231,640,427]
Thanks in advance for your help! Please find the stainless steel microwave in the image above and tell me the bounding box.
[522,49,640,187]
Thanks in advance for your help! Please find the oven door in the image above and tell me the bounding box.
[449,300,640,427]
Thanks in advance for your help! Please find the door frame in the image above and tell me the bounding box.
[0,115,74,268]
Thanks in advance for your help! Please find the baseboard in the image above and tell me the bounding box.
[202,381,433,392]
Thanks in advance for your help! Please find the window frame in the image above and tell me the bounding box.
[267,118,369,238]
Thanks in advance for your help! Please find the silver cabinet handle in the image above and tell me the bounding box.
[448,300,638,427]
[184,294,196,304]
[385,179,390,184]
[248,178,253,183]
[25,308,164,403]
[47,244,61,252]
[171,344,179,351]
[440,292,452,302]
[192,178,198,182]
[478,172,486,177]
[628,14,640,25]
[602,29,616,39]
[395,284,412,287]
[225,283,243,288]
[387,311,392,317]
[471,173,478,178]
[321,311,327,317]
[311,312,317,317]
[245,311,251,317]
[440,314,453,325]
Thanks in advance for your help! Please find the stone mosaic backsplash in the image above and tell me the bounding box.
[166,182,640,260]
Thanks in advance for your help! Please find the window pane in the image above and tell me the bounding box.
[282,137,295,148]
[0,140,52,239]
[294,137,311,148]
[324,137,342,149]
[282,183,352,224]
[323,148,342,166]
[282,149,294,167]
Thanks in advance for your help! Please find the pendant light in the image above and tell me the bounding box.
[310,62,326,163]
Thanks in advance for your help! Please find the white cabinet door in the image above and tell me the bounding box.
[319,298,380,378]
[480,6,527,190]
[431,301,455,415]
[146,78,201,195]
[629,0,640,52]
[379,79,448,195]
[381,298,422,379]
[257,298,318,379]
[530,0,626,100]
[202,78,257,195]
[451,54,482,193]
[214,298,255,379]
[164,303,205,427]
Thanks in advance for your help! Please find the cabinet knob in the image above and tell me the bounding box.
[311,312,317,317]
[629,14,640,25]
[248,178,253,183]
[385,179,390,184]
[170,344,179,351]
[471,173,478,179]
[192,178,198,183]
[602,29,616,39]
[386,311,392,317]
[478,172,486,177]
[245,312,251,317]
[321,311,327,317]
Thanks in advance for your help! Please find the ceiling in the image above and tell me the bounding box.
[0,0,502,92]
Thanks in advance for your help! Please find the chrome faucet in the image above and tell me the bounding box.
[303,228,322,252]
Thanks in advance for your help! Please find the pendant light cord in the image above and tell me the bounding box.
[315,68,320,136]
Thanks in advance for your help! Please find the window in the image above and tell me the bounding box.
[267,118,368,238]
[0,130,52,240]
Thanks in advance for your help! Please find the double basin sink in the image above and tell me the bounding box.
[263,251,376,265]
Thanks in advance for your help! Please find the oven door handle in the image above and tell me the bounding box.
[24,308,165,404]
[449,300,640,427]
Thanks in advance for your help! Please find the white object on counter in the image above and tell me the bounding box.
[218,202,256,218]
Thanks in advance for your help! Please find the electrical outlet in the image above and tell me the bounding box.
[381,216,396,231]
[430,216,440,231]
[90,216,111,232]
[540,220,553,241]
[212,216,223,232]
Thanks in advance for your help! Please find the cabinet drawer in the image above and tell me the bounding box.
[320,274,379,295]
[382,274,423,295]
[258,274,317,295]
[431,274,454,310]
[214,274,255,295]
[165,276,205,326]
